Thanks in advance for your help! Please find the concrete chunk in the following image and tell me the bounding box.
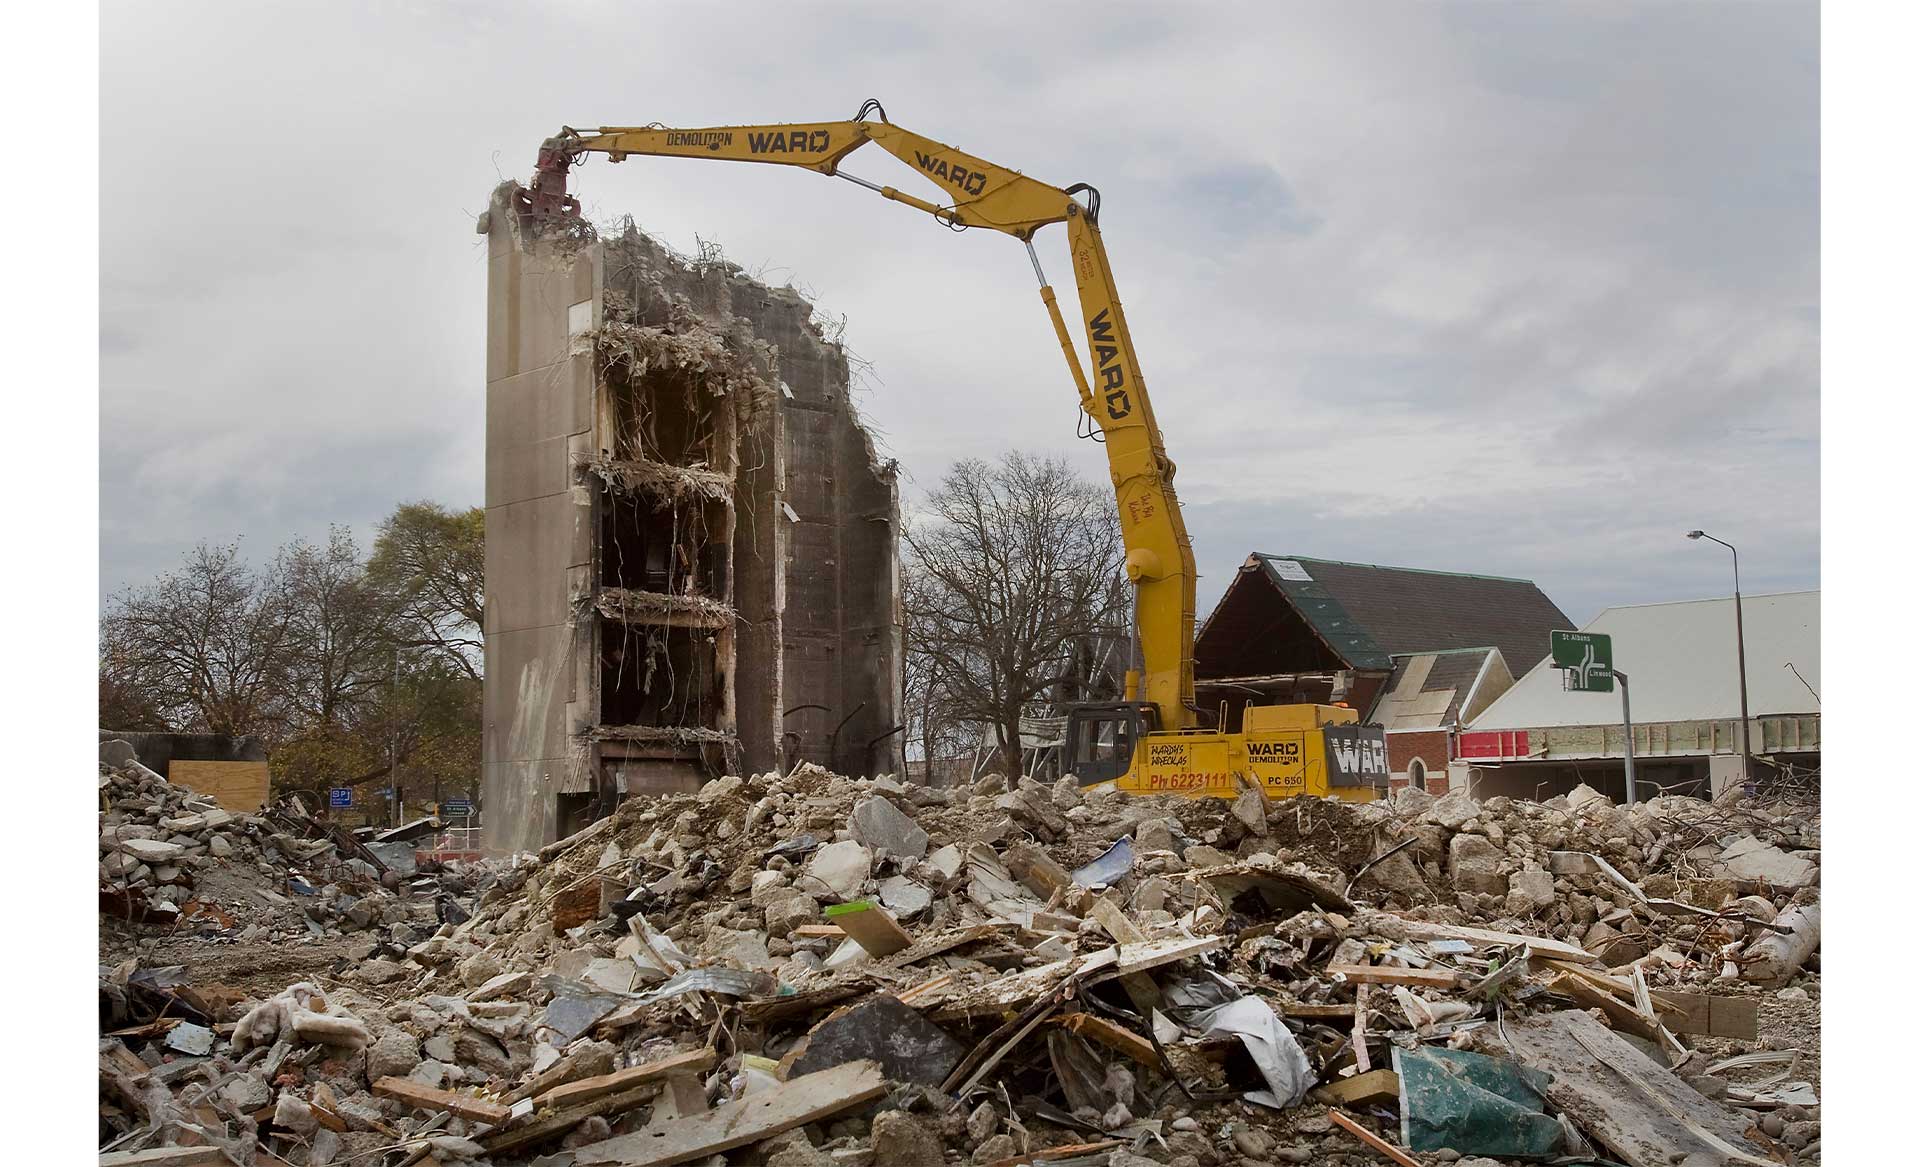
[790,993,964,1087]
[1505,867,1556,915]
[120,838,184,863]
[877,875,933,919]
[796,839,873,902]
[1717,837,1817,888]
[850,796,929,862]
[1426,789,1481,831]
[1448,832,1508,896]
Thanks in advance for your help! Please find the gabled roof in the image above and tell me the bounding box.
[1369,648,1504,729]
[1194,554,1573,679]
[1468,590,1821,730]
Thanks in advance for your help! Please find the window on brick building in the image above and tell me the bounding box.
[1408,757,1428,792]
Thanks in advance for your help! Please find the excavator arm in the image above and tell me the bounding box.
[528,101,1199,731]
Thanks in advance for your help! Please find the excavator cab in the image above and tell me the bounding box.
[1064,702,1159,786]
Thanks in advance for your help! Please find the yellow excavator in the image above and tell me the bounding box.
[522,99,1388,803]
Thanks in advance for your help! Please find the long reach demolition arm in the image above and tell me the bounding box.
[525,99,1198,732]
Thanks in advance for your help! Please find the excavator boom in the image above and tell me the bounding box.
[527,102,1199,732]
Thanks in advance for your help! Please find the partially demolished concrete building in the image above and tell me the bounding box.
[480,184,902,851]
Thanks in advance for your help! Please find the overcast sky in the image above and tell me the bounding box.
[100,1,1816,626]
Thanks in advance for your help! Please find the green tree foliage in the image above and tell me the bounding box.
[100,503,485,813]
[368,502,485,681]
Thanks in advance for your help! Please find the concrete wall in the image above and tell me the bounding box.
[597,228,903,780]
[481,189,599,851]
[481,190,901,852]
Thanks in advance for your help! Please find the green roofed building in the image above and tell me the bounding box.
[1193,554,1572,793]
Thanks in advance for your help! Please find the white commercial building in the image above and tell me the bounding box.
[1457,591,1819,800]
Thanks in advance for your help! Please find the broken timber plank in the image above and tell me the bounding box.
[1328,964,1460,989]
[1649,989,1761,1040]
[571,1059,886,1166]
[881,922,1008,968]
[100,1064,152,1123]
[373,1076,512,1124]
[924,934,1221,1021]
[1329,1109,1422,1167]
[1539,959,1689,1025]
[945,979,1078,1096]
[983,1140,1128,1167]
[1085,898,1164,1013]
[1392,919,1597,964]
[535,1049,717,1111]
[1279,1001,1356,1019]
[1466,1010,1767,1167]
[102,1043,153,1080]
[99,1150,231,1167]
[1310,1068,1401,1107]
[896,973,955,1006]
[1568,1027,1774,1167]
[1547,974,1662,1041]
[1538,957,1632,996]
[825,900,913,958]
[1005,841,1075,899]
[1105,934,1223,978]
[1054,1012,1160,1067]
[739,983,866,1027]
[308,1097,350,1134]
[481,1084,658,1160]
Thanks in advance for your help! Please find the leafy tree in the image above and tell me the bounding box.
[368,502,484,681]
[100,501,486,821]
[271,651,480,808]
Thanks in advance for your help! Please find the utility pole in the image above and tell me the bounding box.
[390,645,402,828]
[1610,669,1636,806]
[1687,531,1754,782]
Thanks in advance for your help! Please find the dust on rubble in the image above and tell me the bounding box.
[98,759,1822,1166]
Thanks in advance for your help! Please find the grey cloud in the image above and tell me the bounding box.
[100,1,1817,625]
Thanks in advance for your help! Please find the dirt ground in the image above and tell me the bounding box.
[1694,971,1823,1090]
[100,927,378,998]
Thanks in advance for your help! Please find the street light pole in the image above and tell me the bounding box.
[1609,669,1635,806]
[1686,531,1754,782]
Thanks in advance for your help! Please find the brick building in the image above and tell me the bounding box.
[1460,591,1820,800]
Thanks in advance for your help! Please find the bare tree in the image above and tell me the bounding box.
[100,541,294,737]
[901,597,974,783]
[904,452,1126,777]
[280,526,398,726]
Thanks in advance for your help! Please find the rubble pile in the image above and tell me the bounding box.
[98,743,417,948]
[99,763,1822,1167]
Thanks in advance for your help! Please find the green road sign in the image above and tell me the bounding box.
[1550,630,1614,692]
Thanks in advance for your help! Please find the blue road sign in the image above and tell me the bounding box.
[442,799,473,816]
[328,788,353,808]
